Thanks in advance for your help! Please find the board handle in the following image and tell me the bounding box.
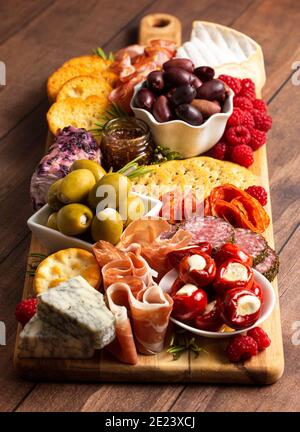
[139,13,182,46]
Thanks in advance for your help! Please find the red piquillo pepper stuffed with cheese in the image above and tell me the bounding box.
[214,243,253,267]
[194,299,223,332]
[167,242,212,269]
[213,258,254,295]
[179,252,216,287]
[172,283,208,321]
[219,288,262,329]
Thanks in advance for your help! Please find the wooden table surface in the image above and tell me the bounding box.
[0,0,299,412]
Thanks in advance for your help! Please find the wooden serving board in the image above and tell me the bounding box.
[14,14,284,385]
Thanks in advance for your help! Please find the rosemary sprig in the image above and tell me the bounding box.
[167,327,207,360]
[93,47,115,61]
[26,252,47,277]
[89,103,129,135]
[117,155,154,179]
[151,145,181,164]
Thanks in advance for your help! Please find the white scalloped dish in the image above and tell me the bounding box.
[159,268,275,339]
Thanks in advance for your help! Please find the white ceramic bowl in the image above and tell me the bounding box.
[27,192,162,253]
[130,83,234,158]
[159,268,275,339]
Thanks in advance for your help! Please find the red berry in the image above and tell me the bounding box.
[233,96,253,111]
[240,78,256,100]
[227,108,244,127]
[230,144,254,167]
[249,129,267,150]
[247,327,271,351]
[15,298,37,327]
[242,111,255,130]
[245,185,268,206]
[253,99,267,112]
[226,335,258,363]
[252,109,272,132]
[218,74,242,95]
[226,125,251,146]
[210,141,227,160]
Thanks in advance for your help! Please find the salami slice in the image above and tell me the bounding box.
[180,216,234,250]
[234,228,268,265]
[254,246,279,282]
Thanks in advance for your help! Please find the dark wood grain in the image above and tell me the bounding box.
[0,0,299,413]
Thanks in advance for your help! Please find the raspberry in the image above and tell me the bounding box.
[233,96,253,111]
[240,78,256,100]
[252,109,272,132]
[226,125,251,146]
[227,108,244,127]
[249,129,266,150]
[210,141,227,160]
[247,327,271,351]
[226,335,258,362]
[242,111,255,130]
[230,144,254,167]
[253,99,267,112]
[245,185,268,206]
[218,74,242,95]
[15,298,37,327]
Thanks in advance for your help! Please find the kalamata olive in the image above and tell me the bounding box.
[194,66,215,82]
[175,104,203,126]
[152,95,173,122]
[147,70,164,92]
[134,88,155,111]
[190,75,202,89]
[163,67,193,87]
[196,79,225,101]
[191,99,221,118]
[170,84,197,105]
[163,58,194,73]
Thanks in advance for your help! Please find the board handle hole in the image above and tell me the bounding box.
[150,17,171,28]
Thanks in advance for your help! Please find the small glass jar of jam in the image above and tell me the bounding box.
[101,117,153,171]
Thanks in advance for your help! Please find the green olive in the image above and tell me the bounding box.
[124,194,145,227]
[88,173,132,210]
[58,169,96,204]
[47,179,64,211]
[57,203,93,236]
[46,212,58,230]
[91,208,123,245]
[71,160,106,182]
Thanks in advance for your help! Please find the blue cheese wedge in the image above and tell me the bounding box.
[18,315,94,359]
[37,276,115,349]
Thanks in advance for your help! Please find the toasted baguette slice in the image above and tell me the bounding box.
[47,95,109,135]
[62,55,111,70]
[57,75,112,102]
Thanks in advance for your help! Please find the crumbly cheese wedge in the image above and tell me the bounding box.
[18,315,94,359]
[37,276,115,349]
[47,95,109,135]
[57,75,112,102]
[132,157,256,198]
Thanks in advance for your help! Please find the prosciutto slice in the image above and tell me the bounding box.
[92,240,172,365]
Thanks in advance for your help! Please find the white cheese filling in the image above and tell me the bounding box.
[188,254,206,271]
[177,284,198,297]
[223,262,248,281]
[236,295,261,316]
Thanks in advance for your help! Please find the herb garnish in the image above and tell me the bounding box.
[167,327,207,360]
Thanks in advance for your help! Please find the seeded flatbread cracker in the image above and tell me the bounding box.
[34,248,101,294]
[132,157,256,198]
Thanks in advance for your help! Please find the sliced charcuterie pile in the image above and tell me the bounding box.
[254,246,279,282]
[234,228,268,265]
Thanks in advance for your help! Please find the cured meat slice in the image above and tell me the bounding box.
[180,216,234,250]
[119,219,192,279]
[254,246,279,282]
[234,228,268,265]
